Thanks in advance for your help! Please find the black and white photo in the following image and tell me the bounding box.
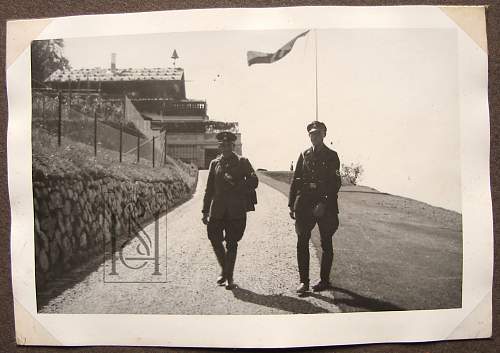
[6,5,492,348]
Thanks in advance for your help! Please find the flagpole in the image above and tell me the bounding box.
[314,29,318,121]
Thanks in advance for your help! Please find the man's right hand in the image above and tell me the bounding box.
[289,208,296,220]
[202,214,209,225]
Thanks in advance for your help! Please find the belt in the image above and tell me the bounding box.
[301,182,324,192]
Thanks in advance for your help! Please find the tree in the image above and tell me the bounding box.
[31,39,70,86]
[341,162,364,185]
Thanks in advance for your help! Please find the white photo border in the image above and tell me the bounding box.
[7,5,492,348]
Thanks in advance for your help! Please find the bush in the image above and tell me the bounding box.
[341,163,364,185]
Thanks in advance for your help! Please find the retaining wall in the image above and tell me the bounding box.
[33,163,195,290]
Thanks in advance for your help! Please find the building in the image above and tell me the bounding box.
[45,53,241,169]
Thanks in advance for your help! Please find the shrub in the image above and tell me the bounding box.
[341,163,364,185]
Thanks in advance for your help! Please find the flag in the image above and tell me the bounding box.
[247,30,310,66]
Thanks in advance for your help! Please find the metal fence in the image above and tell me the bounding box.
[32,90,174,169]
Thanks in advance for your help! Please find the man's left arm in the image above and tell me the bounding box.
[242,158,259,189]
[202,160,216,214]
[321,152,341,204]
[329,152,342,195]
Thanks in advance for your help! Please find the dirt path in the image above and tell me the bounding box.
[260,172,462,312]
[40,171,340,314]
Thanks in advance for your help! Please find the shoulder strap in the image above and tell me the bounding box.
[213,155,222,166]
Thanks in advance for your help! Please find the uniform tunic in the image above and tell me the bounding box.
[203,152,258,221]
[202,152,258,281]
[289,143,342,284]
[289,144,341,215]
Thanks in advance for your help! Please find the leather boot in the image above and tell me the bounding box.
[224,244,238,290]
[296,282,310,295]
[211,241,226,286]
[320,250,333,283]
[297,238,310,285]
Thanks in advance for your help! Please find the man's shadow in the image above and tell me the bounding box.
[231,286,403,314]
[310,286,404,312]
[231,287,331,314]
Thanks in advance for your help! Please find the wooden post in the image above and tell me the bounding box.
[94,107,98,157]
[57,90,62,146]
[122,94,126,122]
[121,95,126,164]
[68,81,72,119]
[119,123,123,163]
[137,135,140,164]
[152,136,155,168]
[163,131,167,165]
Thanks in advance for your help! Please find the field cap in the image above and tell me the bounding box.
[307,121,327,133]
[216,131,237,143]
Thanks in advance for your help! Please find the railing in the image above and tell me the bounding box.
[130,98,207,117]
[148,121,239,134]
[165,101,206,116]
[32,90,195,172]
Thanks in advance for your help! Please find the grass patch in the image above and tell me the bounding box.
[32,126,194,183]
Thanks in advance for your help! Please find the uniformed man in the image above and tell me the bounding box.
[202,131,258,290]
[289,121,341,294]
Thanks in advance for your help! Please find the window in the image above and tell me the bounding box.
[168,144,197,161]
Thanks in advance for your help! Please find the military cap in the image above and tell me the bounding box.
[307,121,327,133]
[216,131,237,143]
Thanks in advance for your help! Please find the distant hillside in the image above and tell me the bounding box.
[261,171,353,187]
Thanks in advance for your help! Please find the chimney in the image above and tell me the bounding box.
[111,53,117,71]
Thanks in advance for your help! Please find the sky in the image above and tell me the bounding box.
[62,28,460,212]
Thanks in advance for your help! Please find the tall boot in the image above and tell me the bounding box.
[319,232,334,284]
[211,240,226,285]
[313,253,334,292]
[320,251,333,283]
[297,237,310,285]
[224,242,238,290]
[314,236,334,292]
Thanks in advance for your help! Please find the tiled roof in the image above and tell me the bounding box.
[45,67,184,82]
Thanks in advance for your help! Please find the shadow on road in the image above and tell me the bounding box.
[37,194,196,312]
[310,287,404,312]
[339,190,389,195]
[231,287,331,314]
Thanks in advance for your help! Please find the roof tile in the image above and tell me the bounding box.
[45,67,184,82]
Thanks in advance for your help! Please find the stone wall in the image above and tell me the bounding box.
[33,169,194,290]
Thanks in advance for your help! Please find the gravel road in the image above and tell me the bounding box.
[40,171,340,314]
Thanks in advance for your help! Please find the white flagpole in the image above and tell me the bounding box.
[314,29,319,121]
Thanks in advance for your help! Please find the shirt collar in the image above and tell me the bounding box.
[221,152,237,162]
[312,143,326,153]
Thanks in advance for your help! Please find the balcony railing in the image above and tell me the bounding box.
[150,120,239,134]
[130,98,206,117]
[165,101,206,116]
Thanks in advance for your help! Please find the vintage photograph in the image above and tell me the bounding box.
[32,28,462,314]
[7,5,492,348]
